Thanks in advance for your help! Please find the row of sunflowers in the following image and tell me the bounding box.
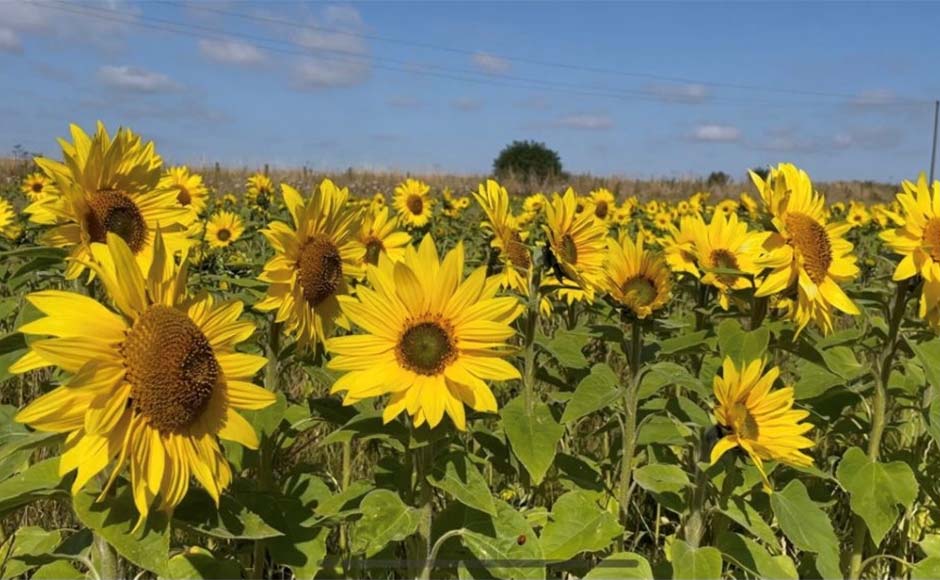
[0,122,939,579]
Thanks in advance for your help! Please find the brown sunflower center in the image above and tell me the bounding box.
[177,186,192,206]
[710,248,740,286]
[785,212,832,284]
[31,182,43,193]
[298,234,343,306]
[397,320,457,376]
[123,305,218,433]
[594,201,609,219]
[364,237,384,265]
[86,190,148,253]
[559,234,578,264]
[217,228,231,242]
[729,402,760,441]
[923,218,940,261]
[506,236,531,270]
[407,194,424,216]
[622,275,657,307]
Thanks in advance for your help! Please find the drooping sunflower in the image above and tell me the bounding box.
[326,235,522,430]
[751,163,859,335]
[685,212,766,310]
[246,173,275,210]
[881,174,940,284]
[710,357,814,489]
[474,180,531,295]
[588,188,616,223]
[0,197,22,240]
[393,178,433,228]
[543,188,608,303]
[160,166,209,216]
[255,180,362,350]
[351,206,411,268]
[12,232,274,524]
[604,232,671,318]
[26,122,195,280]
[206,210,245,249]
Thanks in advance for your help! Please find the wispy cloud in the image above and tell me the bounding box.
[0,27,21,54]
[291,5,371,89]
[472,51,511,75]
[644,83,709,104]
[832,127,903,150]
[690,123,741,142]
[850,89,897,107]
[0,1,139,50]
[452,97,483,112]
[556,114,613,130]
[386,96,422,109]
[199,39,265,66]
[97,65,181,93]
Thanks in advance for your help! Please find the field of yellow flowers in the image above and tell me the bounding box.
[0,122,939,580]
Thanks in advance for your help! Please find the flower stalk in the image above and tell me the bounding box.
[619,316,644,527]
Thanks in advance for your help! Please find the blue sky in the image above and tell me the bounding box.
[2,1,939,182]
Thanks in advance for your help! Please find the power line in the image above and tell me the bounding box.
[159,0,932,105]
[34,0,934,111]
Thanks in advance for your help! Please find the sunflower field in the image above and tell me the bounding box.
[0,122,939,580]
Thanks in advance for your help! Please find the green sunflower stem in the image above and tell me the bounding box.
[618,317,644,535]
[92,531,119,580]
[847,279,909,580]
[414,442,435,580]
[264,320,281,393]
[522,260,543,415]
[682,434,710,548]
[250,318,281,580]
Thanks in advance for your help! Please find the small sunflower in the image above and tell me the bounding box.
[255,180,362,350]
[714,199,739,218]
[881,174,940,284]
[543,188,608,303]
[604,232,671,318]
[475,180,531,295]
[751,163,859,335]
[21,172,58,202]
[206,211,245,249]
[588,188,616,223]
[393,178,433,228]
[246,173,275,210]
[652,210,674,231]
[326,235,522,430]
[13,232,274,525]
[685,212,766,310]
[26,123,195,280]
[370,192,387,215]
[160,166,209,215]
[739,192,759,218]
[710,358,814,489]
[351,206,411,268]
[0,197,22,240]
[846,203,871,229]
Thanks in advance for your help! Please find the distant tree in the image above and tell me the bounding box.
[706,171,730,187]
[493,140,563,181]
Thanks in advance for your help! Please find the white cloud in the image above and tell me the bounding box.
[0,27,21,53]
[291,5,371,89]
[472,51,511,75]
[556,114,613,130]
[0,1,139,50]
[97,65,181,93]
[832,127,902,150]
[199,39,265,66]
[691,123,741,142]
[644,83,709,104]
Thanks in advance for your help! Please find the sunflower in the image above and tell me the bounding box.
[370,193,387,214]
[351,206,411,268]
[604,232,671,318]
[588,188,616,223]
[751,163,859,335]
[255,180,362,350]
[393,178,433,228]
[652,211,674,231]
[21,172,58,202]
[685,212,766,310]
[26,123,195,280]
[710,358,814,489]
[543,188,608,303]
[663,217,699,277]
[474,180,531,294]
[739,193,759,218]
[160,166,209,215]
[881,174,940,284]
[0,197,22,240]
[714,199,739,218]
[12,232,274,525]
[326,235,522,430]
[206,211,244,249]
[246,173,275,210]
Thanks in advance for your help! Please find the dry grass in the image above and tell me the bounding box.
[0,157,899,202]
